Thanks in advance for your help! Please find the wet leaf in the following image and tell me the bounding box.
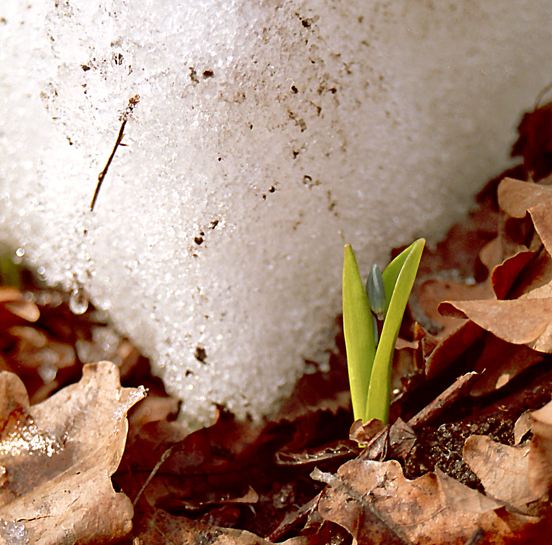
[408,371,479,428]
[0,361,145,544]
[275,440,360,467]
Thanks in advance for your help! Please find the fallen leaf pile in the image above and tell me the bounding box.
[3,96,552,544]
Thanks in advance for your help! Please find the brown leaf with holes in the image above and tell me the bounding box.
[0,361,145,544]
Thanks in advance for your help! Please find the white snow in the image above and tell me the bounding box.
[1,0,552,428]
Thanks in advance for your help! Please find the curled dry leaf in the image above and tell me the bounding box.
[0,287,40,324]
[498,179,552,263]
[463,435,539,509]
[498,178,552,221]
[315,458,524,544]
[470,335,543,397]
[416,277,492,340]
[508,245,552,300]
[436,178,552,365]
[529,401,552,499]
[424,320,482,379]
[349,418,385,445]
[439,298,552,353]
[514,412,533,446]
[0,361,145,545]
[491,249,535,300]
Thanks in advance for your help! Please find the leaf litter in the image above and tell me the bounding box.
[0,362,145,544]
[4,96,552,543]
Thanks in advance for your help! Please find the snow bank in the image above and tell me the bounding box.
[1,0,551,428]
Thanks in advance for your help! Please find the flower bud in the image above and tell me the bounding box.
[366,264,386,316]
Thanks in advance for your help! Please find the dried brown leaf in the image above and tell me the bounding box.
[424,320,483,378]
[498,178,552,219]
[417,278,492,340]
[530,204,552,258]
[511,100,552,180]
[316,459,511,544]
[439,178,552,357]
[491,249,535,299]
[0,287,39,323]
[391,339,425,402]
[463,435,538,508]
[349,418,385,444]
[529,401,552,498]
[498,178,552,262]
[439,297,552,352]
[479,236,507,275]
[514,412,533,446]
[129,503,307,545]
[0,361,145,545]
[470,335,543,397]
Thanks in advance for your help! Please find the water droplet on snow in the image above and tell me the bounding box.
[12,247,24,264]
[69,288,88,315]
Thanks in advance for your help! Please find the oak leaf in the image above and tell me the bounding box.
[463,435,539,508]
[0,361,145,544]
[315,458,518,544]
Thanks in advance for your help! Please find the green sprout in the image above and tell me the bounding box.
[342,239,425,424]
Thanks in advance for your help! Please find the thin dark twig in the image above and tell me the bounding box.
[90,94,140,212]
[90,118,127,211]
[407,371,479,429]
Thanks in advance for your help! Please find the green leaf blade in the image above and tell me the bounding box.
[343,244,376,422]
[366,239,425,424]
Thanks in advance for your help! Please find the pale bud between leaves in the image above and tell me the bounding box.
[366,264,386,316]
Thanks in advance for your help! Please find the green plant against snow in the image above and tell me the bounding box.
[342,239,425,425]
